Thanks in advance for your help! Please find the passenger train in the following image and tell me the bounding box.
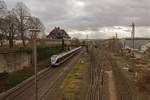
[51,46,82,67]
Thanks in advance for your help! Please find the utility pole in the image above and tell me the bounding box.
[115,32,118,39]
[86,35,88,40]
[29,28,40,100]
[62,35,65,51]
[86,35,89,53]
[131,22,135,57]
[115,33,118,53]
[130,22,136,72]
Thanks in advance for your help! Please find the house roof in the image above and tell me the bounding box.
[47,27,70,39]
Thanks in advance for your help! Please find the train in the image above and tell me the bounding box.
[51,46,82,67]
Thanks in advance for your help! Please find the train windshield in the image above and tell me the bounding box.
[51,55,58,59]
[51,55,58,62]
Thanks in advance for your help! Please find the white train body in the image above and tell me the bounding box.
[51,47,81,66]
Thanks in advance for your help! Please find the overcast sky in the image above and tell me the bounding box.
[3,0,150,39]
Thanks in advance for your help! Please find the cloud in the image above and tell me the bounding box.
[3,0,150,38]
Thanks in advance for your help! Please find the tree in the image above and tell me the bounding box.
[0,1,45,48]
[4,11,19,48]
[71,37,80,46]
[26,17,45,39]
[13,2,30,47]
[0,18,6,47]
[0,0,8,47]
[0,0,7,17]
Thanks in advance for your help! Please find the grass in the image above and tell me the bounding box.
[0,67,34,92]
[0,73,9,80]
[61,55,87,100]
[6,68,34,87]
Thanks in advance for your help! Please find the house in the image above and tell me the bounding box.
[47,27,70,39]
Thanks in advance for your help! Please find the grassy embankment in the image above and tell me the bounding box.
[0,44,63,93]
[60,53,88,100]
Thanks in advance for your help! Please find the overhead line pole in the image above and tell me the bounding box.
[29,28,40,100]
[131,22,135,57]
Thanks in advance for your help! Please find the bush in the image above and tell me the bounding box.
[36,45,62,62]
[16,47,32,54]
[0,72,9,80]
[16,44,63,62]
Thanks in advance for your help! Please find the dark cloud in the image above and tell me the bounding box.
[3,0,150,38]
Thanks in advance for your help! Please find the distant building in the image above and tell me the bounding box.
[122,37,150,50]
[141,43,150,52]
[47,27,70,39]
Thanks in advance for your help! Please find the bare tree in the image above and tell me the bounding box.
[5,11,19,48]
[0,0,8,47]
[26,17,45,39]
[0,0,7,17]
[0,1,45,48]
[13,2,30,47]
[0,18,5,47]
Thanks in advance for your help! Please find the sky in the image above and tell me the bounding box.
[2,0,150,39]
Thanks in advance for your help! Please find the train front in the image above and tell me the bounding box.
[51,55,59,67]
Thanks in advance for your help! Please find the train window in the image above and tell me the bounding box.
[56,59,60,63]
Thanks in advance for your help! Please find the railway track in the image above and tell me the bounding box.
[106,53,138,100]
[40,53,81,100]
[0,66,57,100]
[39,51,83,100]
[0,51,82,100]
[87,46,145,100]
[85,47,109,100]
[1,45,144,100]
